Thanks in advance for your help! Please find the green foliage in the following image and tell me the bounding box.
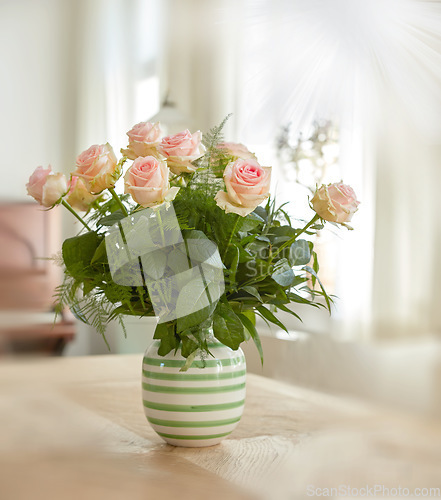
[55,116,335,361]
[62,232,101,280]
[237,312,263,365]
[271,258,296,287]
[86,193,133,224]
[154,322,179,356]
[289,239,311,266]
[212,302,245,350]
[96,210,126,227]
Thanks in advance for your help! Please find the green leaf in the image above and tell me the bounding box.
[278,208,292,226]
[224,244,239,277]
[268,226,297,246]
[180,333,199,358]
[311,250,319,287]
[82,279,95,296]
[236,259,257,281]
[237,245,253,263]
[239,309,255,340]
[256,305,288,333]
[255,235,271,243]
[212,303,245,350]
[287,291,316,305]
[289,239,311,266]
[291,275,309,287]
[271,258,295,287]
[167,246,191,274]
[303,265,332,312]
[154,322,179,356]
[247,240,269,258]
[62,232,101,280]
[238,312,263,365]
[228,245,240,286]
[177,303,216,334]
[176,277,219,333]
[97,210,126,227]
[226,239,253,264]
[158,336,179,356]
[253,206,268,223]
[241,309,256,325]
[270,301,303,322]
[241,212,265,232]
[258,280,289,302]
[153,322,169,340]
[91,239,107,264]
[141,249,167,280]
[239,234,257,247]
[182,230,219,264]
[241,286,262,302]
[236,258,270,283]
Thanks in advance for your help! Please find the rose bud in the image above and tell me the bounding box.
[124,156,179,208]
[73,143,120,194]
[26,166,68,207]
[218,142,257,161]
[121,121,162,160]
[311,182,360,224]
[158,129,205,174]
[214,159,271,217]
[66,176,100,212]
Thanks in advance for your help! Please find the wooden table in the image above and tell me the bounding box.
[0,354,440,500]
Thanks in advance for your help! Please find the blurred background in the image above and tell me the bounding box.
[1,0,441,417]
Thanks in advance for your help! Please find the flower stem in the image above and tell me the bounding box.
[61,200,92,231]
[294,213,320,241]
[155,209,166,247]
[222,214,241,261]
[271,213,320,261]
[109,187,129,217]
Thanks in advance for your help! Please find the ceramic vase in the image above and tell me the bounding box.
[142,336,246,447]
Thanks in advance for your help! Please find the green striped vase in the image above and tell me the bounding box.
[142,337,246,447]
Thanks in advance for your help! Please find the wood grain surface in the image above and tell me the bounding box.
[0,354,440,500]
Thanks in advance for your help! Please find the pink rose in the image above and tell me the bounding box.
[311,182,360,224]
[66,176,100,212]
[121,122,162,160]
[124,156,179,207]
[215,159,271,216]
[218,142,257,161]
[158,129,205,174]
[26,166,68,207]
[73,143,120,194]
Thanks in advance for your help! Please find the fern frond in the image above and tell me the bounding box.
[202,113,232,151]
[118,315,127,339]
[72,293,114,348]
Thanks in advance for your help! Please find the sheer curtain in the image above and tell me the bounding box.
[232,0,441,340]
[65,0,164,354]
[162,0,241,135]
[373,88,441,339]
[29,0,441,349]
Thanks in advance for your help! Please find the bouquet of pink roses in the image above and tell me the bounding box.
[26,117,359,362]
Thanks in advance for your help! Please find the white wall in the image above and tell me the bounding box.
[0,0,78,201]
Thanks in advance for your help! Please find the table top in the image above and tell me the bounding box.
[0,354,440,500]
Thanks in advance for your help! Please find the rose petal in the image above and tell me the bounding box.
[214,190,256,216]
